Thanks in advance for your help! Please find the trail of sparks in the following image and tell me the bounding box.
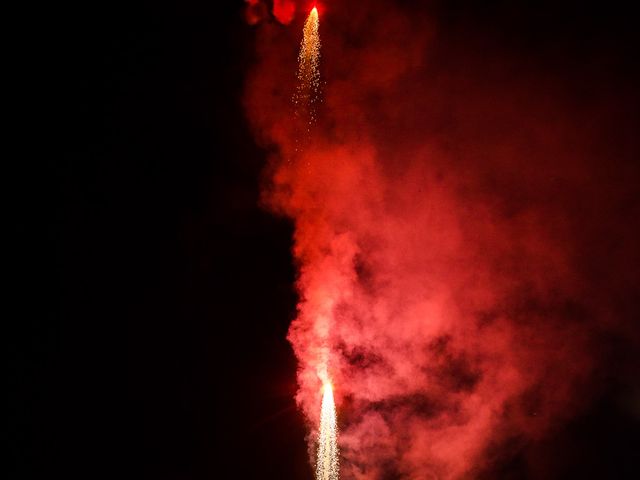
[316,383,339,480]
[294,7,321,131]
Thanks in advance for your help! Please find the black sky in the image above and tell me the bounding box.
[13,1,639,479]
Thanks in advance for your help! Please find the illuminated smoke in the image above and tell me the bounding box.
[243,0,296,25]
[273,0,297,24]
[244,0,640,478]
[317,383,340,480]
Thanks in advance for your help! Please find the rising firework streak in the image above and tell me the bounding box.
[294,6,321,131]
[317,382,339,480]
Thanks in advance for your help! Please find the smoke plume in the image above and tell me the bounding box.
[244,1,640,478]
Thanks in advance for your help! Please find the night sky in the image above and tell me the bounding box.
[13,1,640,479]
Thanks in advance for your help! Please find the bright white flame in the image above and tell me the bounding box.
[316,382,339,480]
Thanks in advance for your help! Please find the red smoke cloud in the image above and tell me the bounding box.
[244,0,300,25]
[245,1,640,478]
[244,0,267,26]
[273,0,297,24]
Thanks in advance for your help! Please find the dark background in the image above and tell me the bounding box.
[12,1,639,479]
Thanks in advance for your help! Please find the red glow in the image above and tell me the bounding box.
[244,0,268,25]
[273,0,296,24]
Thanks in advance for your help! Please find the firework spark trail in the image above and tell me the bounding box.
[294,6,321,134]
[316,383,339,480]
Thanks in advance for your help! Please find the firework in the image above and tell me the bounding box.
[316,382,339,480]
[294,6,321,130]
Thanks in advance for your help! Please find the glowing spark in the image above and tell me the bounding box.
[294,6,321,130]
[316,382,339,480]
